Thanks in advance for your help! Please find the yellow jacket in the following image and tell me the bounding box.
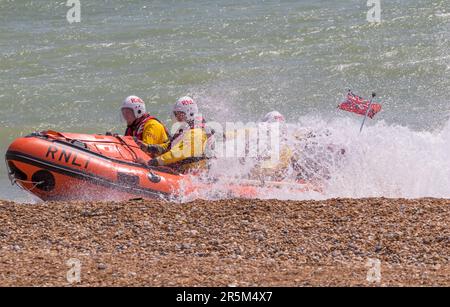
[156,127,209,173]
[258,145,293,174]
[248,145,293,181]
[224,126,294,179]
[141,119,171,153]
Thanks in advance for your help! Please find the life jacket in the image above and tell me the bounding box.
[170,115,214,148]
[168,116,215,172]
[125,113,170,141]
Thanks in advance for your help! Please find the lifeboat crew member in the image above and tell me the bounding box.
[146,96,214,173]
[251,111,294,180]
[121,95,170,157]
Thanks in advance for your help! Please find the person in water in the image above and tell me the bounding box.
[121,95,171,157]
[145,96,214,173]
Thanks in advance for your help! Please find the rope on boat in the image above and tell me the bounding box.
[10,178,45,191]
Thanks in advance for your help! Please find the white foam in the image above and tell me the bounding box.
[181,116,450,201]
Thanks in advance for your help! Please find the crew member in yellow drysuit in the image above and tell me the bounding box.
[146,96,214,173]
[121,95,170,157]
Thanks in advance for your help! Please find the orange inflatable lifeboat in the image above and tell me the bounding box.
[5,130,193,201]
[5,130,321,202]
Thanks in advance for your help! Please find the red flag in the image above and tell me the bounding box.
[338,92,382,119]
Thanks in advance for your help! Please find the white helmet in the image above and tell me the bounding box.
[121,95,146,119]
[173,96,198,122]
[261,111,285,123]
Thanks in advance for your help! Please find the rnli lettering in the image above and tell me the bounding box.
[72,153,82,167]
[46,146,90,169]
[46,146,58,159]
[59,149,72,163]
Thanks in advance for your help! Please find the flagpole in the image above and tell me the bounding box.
[360,92,376,133]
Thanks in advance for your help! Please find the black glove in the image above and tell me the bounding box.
[134,138,162,155]
[134,138,150,152]
[148,158,159,166]
[147,145,162,155]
